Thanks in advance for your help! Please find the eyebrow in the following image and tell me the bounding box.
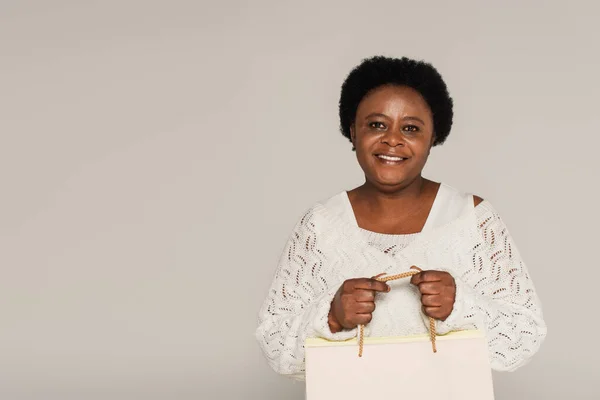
[365,113,390,120]
[403,116,426,125]
[364,113,426,125]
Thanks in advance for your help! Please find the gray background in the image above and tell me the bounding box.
[1,1,598,399]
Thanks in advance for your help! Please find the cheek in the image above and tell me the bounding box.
[405,137,432,153]
[356,150,373,170]
[354,135,378,156]
[355,148,379,175]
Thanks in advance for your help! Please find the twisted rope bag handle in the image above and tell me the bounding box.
[357,265,437,357]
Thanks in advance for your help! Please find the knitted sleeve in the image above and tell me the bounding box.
[255,206,357,377]
[435,201,547,372]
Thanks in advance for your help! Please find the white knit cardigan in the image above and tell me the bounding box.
[255,192,547,378]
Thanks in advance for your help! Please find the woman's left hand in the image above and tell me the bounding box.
[410,270,456,321]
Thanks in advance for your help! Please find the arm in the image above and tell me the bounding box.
[436,201,547,372]
[255,207,357,377]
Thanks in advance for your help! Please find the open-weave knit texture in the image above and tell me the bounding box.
[255,195,547,378]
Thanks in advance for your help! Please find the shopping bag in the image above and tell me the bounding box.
[305,330,494,400]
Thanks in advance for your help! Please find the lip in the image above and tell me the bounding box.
[374,153,409,162]
[375,153,408,158]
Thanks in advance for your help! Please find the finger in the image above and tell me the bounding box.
[353,278,390,293]
[354,313,373,325]
[413,271,443,285]
[354,289,376,302]
[421,294,442,307]
[354,301,375,314]
[417,282,441,295]
[410,272,423,286]
[422,305,442,318]
[421,271,443,282]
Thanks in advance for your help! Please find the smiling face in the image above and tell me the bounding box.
[350,84,435,192]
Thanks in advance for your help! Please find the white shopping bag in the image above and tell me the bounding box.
[305,330,494,400]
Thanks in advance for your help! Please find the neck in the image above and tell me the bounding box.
[355,176,432,218]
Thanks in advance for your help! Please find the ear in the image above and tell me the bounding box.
[350,124,356,148]
[428,131,436,154]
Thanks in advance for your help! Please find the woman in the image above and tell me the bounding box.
[255,56,547,379]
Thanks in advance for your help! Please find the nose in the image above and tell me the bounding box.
[380,130,405,147]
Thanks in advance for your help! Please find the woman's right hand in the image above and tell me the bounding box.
[328,277,390,333]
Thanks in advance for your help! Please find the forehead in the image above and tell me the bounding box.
[356,84,432,117]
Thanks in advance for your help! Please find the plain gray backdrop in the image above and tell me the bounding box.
[1,1,599,399]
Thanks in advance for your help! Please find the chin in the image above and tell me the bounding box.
[375,172,407,183]
[370,176,407,189]
[368,170,422,188]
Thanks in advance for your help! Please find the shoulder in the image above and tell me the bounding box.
[318,190,348,215]
[450,187,500,225]
[470,199,512,235]
[432,187,511,250]
[436,183,484,216]
[439,182,484,207]
[288,191,346,234]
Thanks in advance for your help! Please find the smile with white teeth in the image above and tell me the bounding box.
[377,155,405,161]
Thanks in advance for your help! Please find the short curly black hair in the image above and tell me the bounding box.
[339,56,454,149]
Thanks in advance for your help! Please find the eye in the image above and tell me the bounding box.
[368,121,386,130]
[403,125,419,133]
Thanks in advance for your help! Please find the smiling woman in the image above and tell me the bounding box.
[255,56,547,379]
